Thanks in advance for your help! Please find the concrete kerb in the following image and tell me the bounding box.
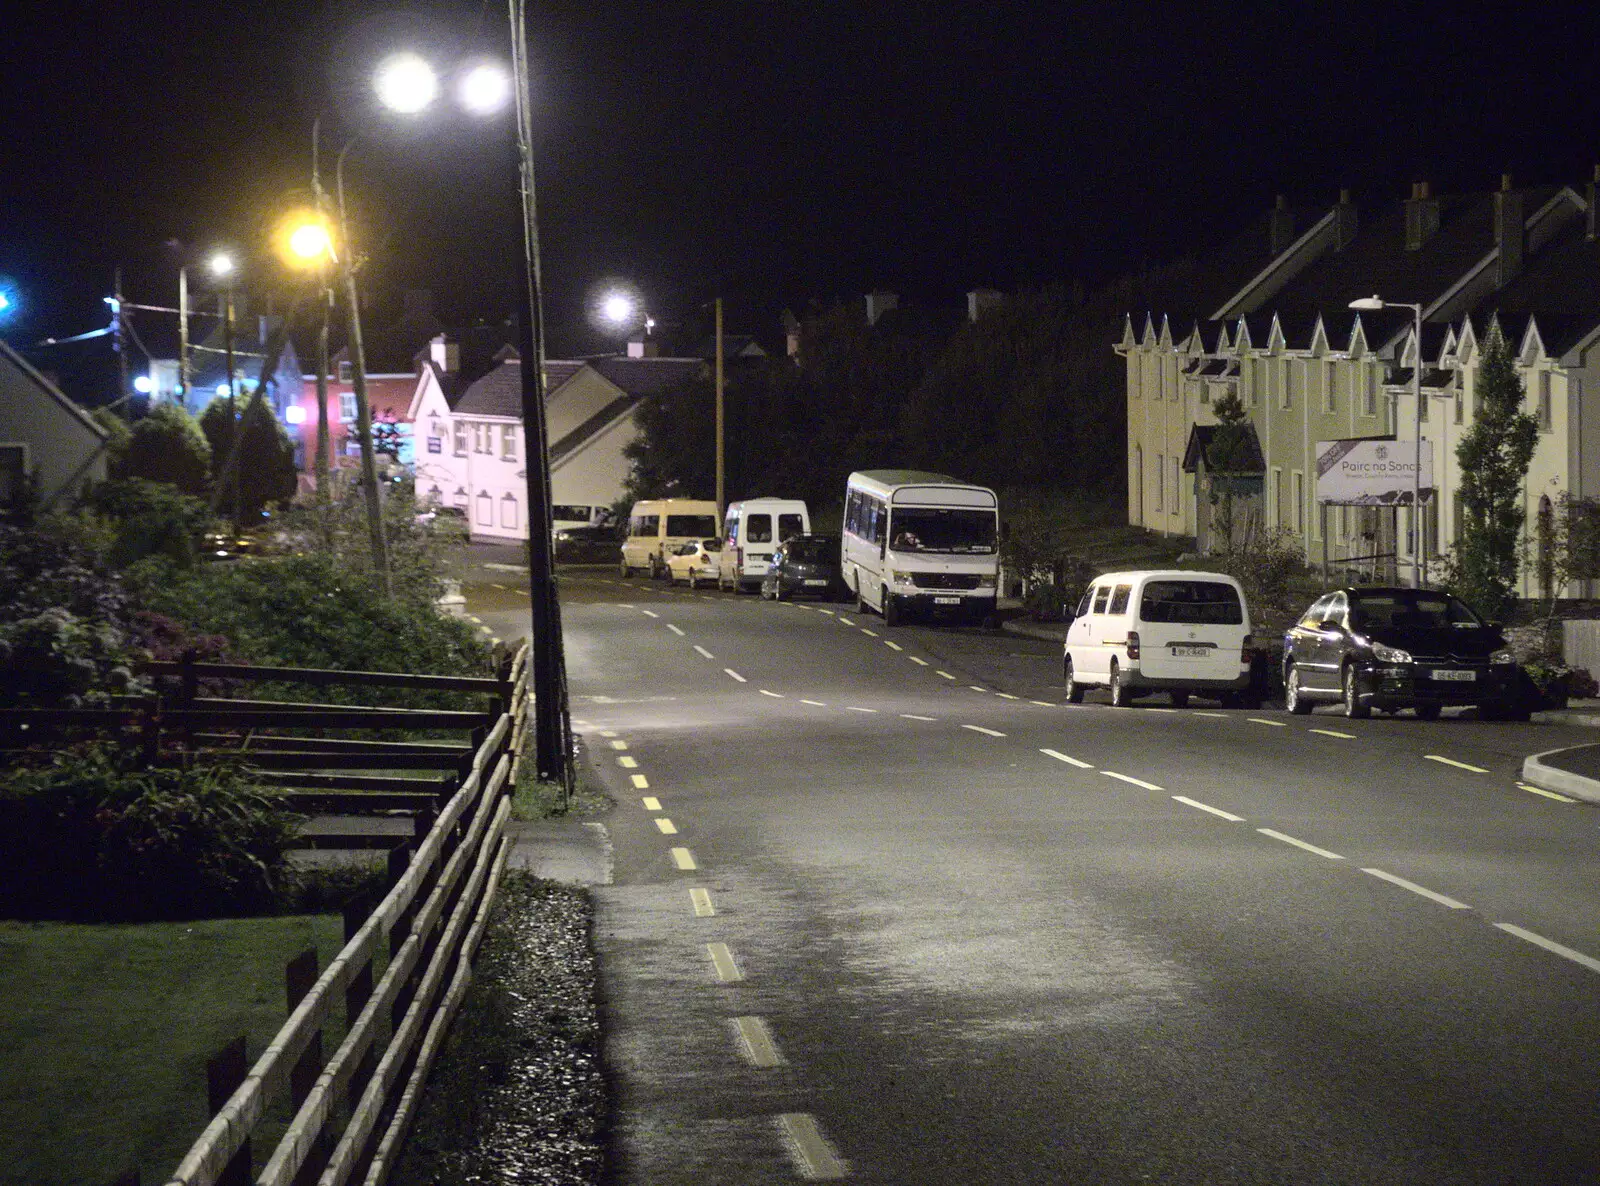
[1521,748,1600,805]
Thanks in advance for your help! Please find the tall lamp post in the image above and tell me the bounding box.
[1349,295,1427,586]
[210,252,240,528]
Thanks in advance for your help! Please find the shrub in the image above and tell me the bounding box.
[0,746,300,921]
[83,477,214,570]
[0,608,147,708]
[113,403,211,495]
[0,519,132,629]
[1210,527,1306,619]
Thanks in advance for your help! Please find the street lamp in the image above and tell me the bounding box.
[283,207,338,523]
[210,251,240,526]
[1349,295,1427,585]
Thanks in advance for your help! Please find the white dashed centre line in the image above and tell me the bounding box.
[861,628,879,637]
[838,615,856,625]
[1172,795,1244,822]
[901,714,937,721]
[655,817,678,835]
[641,796,661,810]
[1248,717,1288,728]
[1361,867,1469,909]
[689,887,715,916]
[1257,828,1344,859]
[801,699,828,707]
[1102,770,1164,791]
[778,1114,847,1181]
[759,689,785,698]
[1191,711,1228,718]
[666,624,685,636]
[1041,749,1093,768]
[641,610,659,618]
[818,609,835,616]
[1518,782,1577,802]
[845,705,878,713]
[609,740,629,751]
[1426,754,1490,774]
[631,774,650,789]
[694,645,715,659]
[706,942,743,982]
[995,692,1019,700]
[936,671,956,680]
[732,1016,785,1067]
[1309,728,1356,739]
[962,725,1006,737]
[909,656,929,665]
[725,668,747,683]
[884,640,904,651]
[600,730,618,738]
[1494,924,1600,976]
[671,847,697,870]
[968,685,988,693]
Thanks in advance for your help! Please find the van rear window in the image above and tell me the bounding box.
[1140,581,1243,624]
[667,515,719,537]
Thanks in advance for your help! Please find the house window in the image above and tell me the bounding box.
[1323,362,1336,414]
[339,392,357,422]
[1361,366,1376,417]
[1199,381,1211,406]
[453,486,469,511]
[501,424,518,460]
[337,360,353,383]
[501,492,519,530]
[1454,386,1464,425]
[1292,471,1304,533]
[453,422,468,456]
[1271,468,1283,525]
[1154,454,1164,511]
[1170,456,1180,516]
[1251,359,1263,408]
[1419,384,1429,423]
[0,443,27,507]
[1538,372,1553,432]
[475,490,493,526]
[1278,360,1291,410]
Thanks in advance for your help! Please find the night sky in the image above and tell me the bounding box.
[3,2,1597,387]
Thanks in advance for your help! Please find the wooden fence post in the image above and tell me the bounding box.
[285,947,327,1186]
[206,1035,250,1186]
[343,891,377,1108]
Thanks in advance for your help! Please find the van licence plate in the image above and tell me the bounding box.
[1432,669,1476,681]
[1171,645,1209,657]
[934,596,961,605]
[804,579,828,586]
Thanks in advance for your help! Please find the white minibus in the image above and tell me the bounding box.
[841,470,999,626]
[619,498,721,579]
[718,498,810,591]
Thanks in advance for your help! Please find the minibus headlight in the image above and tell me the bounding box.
[892,570,914,585]
[975,575,996,589]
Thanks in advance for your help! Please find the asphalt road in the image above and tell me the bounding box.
[464,565,1600,1185]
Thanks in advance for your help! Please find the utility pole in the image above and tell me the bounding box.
[715,295,725,518]
[314,278,332,523]
[177,266,191,411]
[112,269,130,418]
[223,276,239,530]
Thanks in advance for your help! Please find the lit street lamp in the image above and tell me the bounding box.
[1349,295,1427,586]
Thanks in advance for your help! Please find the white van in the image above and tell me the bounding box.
[718,498,810,591]
[841,470,999,626]
[619,499,721,579]
[1062,570,1256,707]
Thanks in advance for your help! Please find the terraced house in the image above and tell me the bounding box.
[1122,173,1600,596]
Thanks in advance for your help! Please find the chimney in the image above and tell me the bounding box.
[966,288,1004,322]
[1587,165,1598,241]
[1334,188,1359,252]
[782,309,801,358]
[627,337,659,359]
[864,290,898,326]
[1268,195,1295,256]
[1404,181,1440,251]
[1495,173,1524,287]
[429,333,459,373]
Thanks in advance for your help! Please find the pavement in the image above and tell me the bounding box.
[1001,614,1600,804]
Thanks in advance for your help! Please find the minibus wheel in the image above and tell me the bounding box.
[882,588,899,627]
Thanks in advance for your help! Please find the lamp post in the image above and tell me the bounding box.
[210,252,240,528]
[1349,295,1427,586]
[286,202,337,526]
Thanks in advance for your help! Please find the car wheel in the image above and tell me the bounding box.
[1342,665,1371,719]
[855,579,868,615]
[689,570,699,589]
[1064,656,1085,703]
[1109,661,1132,707]
[773,580,785,602]
[1415,702,1441,720]
[1170,691,1190,708]
[1286,664,1313,715]
[619,559,632,578]
[882,588,899,627]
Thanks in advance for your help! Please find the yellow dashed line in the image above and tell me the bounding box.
[618,756,638,768]
[1248,717,1288,728]
[1518,782,1576,802]
[610,740,629,751]
[707,942,742,981]
[690,887,715,916]
[671,847,697,870]
[1309,728,1356,739]
[631,774,650,789]
[1425,754,1490,774]
[641,796,661,810]
[733,1016,784,1067]
[655,817,677,834]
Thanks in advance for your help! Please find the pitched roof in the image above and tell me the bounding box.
[1466,217,1600,356]
[452,359,523,417]
[1181,422,1265,475]
[586,355,706,396]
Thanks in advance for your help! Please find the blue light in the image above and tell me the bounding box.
[216,383,231,396]
[133,376,154,394]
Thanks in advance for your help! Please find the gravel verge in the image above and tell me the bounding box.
[391,872,606,1185]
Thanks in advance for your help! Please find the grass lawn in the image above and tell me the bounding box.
[0,913,346,1186]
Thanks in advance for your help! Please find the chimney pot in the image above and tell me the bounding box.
[1275,193,1288,210]
[966,288,1004,322]
[864,291,899,326]
[1405,182,1440,250]
[1495,183,1526,286]
[1339,187,1351,204]
[1501,172,1513,192]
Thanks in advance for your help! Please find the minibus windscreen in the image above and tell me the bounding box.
[888,508,997,553]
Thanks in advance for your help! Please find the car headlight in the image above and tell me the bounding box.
[975,575,997,589]
[1372,643,1413,664]
[1491,649,1515,664]
[892,570,914,585]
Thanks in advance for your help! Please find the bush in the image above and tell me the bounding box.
[0,608,147,708]
[0,746,301,921]
[0,519,132,629]
[113,403,211,495]
[1209,527,1306,619]
[83,477,214,570]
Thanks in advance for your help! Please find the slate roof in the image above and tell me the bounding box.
[1465,218,1600,356]
[1181,422,1266,475]
[586,356,706,396]
[452,354,706,418]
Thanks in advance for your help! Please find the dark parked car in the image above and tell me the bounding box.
[554,523,621,565]
[761,534,845,601]
[1282,586,1526,720]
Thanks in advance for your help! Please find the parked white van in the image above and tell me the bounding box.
[841,470,999,626]
[619,499,721,579]
[718,498,810,591]
[1062,570,1256,707]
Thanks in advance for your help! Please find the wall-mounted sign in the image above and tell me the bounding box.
[1316,438,1433,504]
[428,438,442,454]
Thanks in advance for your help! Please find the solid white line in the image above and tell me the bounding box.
[909,656,929,665]
[1248,717,1288,728]
[707,942,742,982]
[694,645,715,659]
[759,689,785,698]
[1041,749,1093,768]
[1518,782,1577,803]
[861,628,879,637]
[689,887,715,916]
[901,713,937,721]
[1257,828,1344,859]
[1172,795,1244,822]
[666,624,685,636]
[777,1114,847,1180]
[962,725,1007,737]
[631,774,650,789]
[884,640,904,651]
[1309,728,1356,739]
[1145,707,1179,714]
[936,671,956,680]
[1361,867,1470,909]
[846,706,878,713]
[671,847,697,870]
[733,1016,785,1067]
[641,796,661,810]
[641,609,659,618]
[1102,770,1164,791]
[725,668,747,682]
[1494,923,1600,975]
[801,699,828,707]
[1426,754,1490,774]
[655,817,678,834]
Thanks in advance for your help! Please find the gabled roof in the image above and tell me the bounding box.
[586,355,706,396]
[1181,422,1265,475]
[0,340,108,439]
[1465,216,1600,357]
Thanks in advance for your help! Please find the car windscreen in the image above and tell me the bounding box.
[1349,592,1482,630]
[1139,580,1243,624]
[787,539,836,563]
[666,515,719,537]
[888,507,997,554]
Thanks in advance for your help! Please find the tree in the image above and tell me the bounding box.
[1202,388,1256,556]
[1449,327,1538,618]
[199,396,298,523]
[113,402,211,494]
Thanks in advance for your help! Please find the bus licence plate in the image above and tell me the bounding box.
[934,596,961,605]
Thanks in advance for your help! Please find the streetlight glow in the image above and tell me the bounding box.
[288,220,332,261]
[602,293,635,325]
[458,63,511,115]
[209,252,235,278]
[375,52,438,114]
